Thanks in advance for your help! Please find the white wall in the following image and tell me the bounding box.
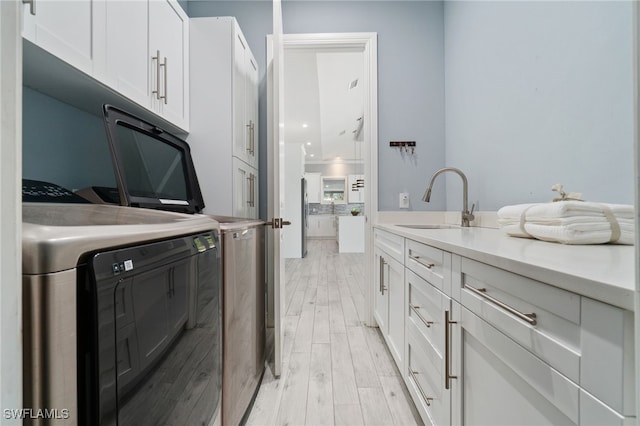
[445,1,634,211]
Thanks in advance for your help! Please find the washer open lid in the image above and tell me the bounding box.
[102,105,205,214]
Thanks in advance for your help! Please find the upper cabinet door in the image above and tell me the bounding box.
[22,0,95,75]
[245,54,259,168]
[98,0,150,108]
[232,23,259,168]
[149,0,189,130]
[233,30,248,163]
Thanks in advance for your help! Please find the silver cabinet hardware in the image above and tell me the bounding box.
[409,304,433,328]
[246,121,255,156]
[246,174,255,207]
[408,368,434,406]
[23,0,36,15]
[152,50,161,100]
[445,310,457,390]
[161,56,168,104]
[465,284,537,326]
[408,250,435,269]
[379,256,387,295]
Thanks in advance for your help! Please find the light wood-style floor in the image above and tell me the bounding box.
[246,239,422,426]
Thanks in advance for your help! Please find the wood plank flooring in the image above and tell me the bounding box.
[246,239,422,426]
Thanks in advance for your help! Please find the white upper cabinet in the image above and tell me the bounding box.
[148,0,189,129]
[96,0,150,108]
[232,25,259,168]
[188,17,259,218]
[23,0,189,132]
[22,0,95,75]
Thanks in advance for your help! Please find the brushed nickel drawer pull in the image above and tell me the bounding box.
[408,368,434,406]
[408,251,435,269]
[445,310,457,390]
[379,256,387,295]
[465,284,537,326]
[409,304,433,328]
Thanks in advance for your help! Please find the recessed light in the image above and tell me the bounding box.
[306,142,311,146]
[310,154,315,157]
[302,123,308,128]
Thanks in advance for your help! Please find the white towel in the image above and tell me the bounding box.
[497,201,634,245]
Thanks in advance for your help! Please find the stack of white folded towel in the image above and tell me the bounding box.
[497,201,634,245]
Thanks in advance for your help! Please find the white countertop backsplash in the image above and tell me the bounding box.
[375,212,634,311]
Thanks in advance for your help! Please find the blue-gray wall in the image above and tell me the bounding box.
[187,0,447,212]
[444,1,634,211]
[22,87,115,191]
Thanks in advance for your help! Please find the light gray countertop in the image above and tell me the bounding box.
[375,224,635,311]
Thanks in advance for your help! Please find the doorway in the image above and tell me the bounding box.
[281,32,378,327]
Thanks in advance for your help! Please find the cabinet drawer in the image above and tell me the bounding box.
[406,269,448,356]
[374,229,404,263]
[461,305,580,424]
[459,257,581,383]
[581,298,635,416]
[406,321,449,426]
[580,390,630,426]
[405,239,450,294]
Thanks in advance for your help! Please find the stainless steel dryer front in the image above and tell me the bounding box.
[22,203,221,426]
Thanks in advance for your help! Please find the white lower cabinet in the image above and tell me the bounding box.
[307,216,336,238]
[405,270,452,426]
[374,230,405,372]
[374,247,390,336]
[452,301,580,425]
[372,228,636,426]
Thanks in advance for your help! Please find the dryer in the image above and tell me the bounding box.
[22,200,221,426]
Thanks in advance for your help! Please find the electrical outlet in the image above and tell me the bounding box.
[399,192,410,209]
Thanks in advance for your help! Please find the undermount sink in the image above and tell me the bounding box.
[395,224,460,229]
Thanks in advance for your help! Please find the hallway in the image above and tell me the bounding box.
[246,240,422,426]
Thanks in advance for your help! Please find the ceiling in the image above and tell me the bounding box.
[284,48,364,163]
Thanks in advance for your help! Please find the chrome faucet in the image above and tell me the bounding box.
[422,167,475,227]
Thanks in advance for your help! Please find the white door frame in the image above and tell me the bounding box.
[282,32,378,327]
[0,1,23,420]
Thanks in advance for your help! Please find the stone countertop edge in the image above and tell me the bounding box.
[375,223,635,311]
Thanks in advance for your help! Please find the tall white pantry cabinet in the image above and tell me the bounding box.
[189,17,259,218]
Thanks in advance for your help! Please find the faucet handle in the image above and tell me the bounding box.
[464,203,475,225]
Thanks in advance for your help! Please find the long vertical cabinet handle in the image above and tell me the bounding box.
[22,0,36,15]
[246,174,253,207]
[250,174,254,207]
[252,174,255,207]
[246,121,255,156]
[250,174,255,207]
[379,256,387,295]
[161,56,168,104]
[251,121,255,156]
[152,50,161,100]
[445,310,457,390]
